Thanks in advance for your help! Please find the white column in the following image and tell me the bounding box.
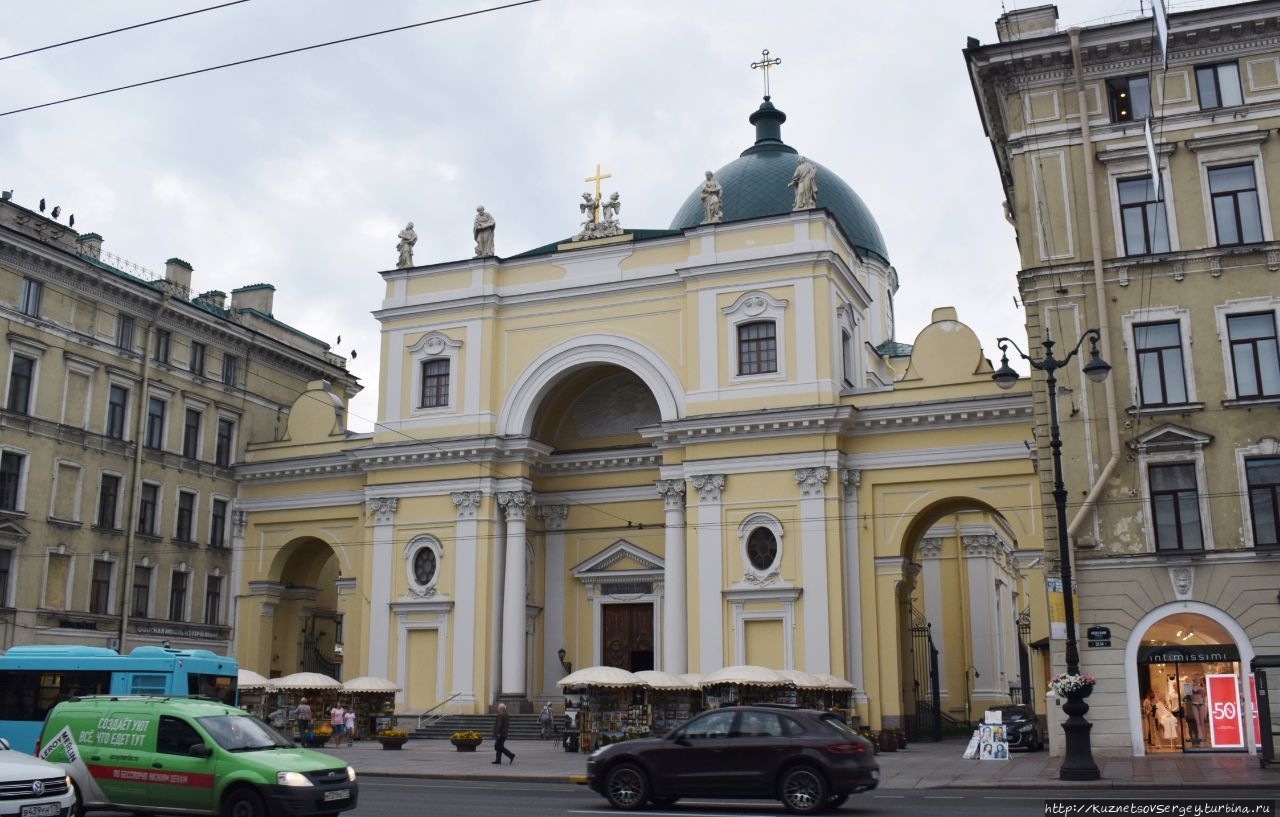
[839,469,868,707]
[540,505,569,698]
[366,497,397,679]
[228,510,248,659]
[796,467,831,675]
[963,534,1001,701]
[488,503,506,707]
[918,537,946,697]
[498,491,534,698]
[692,474,725,672]
[450,491,481,709]
[656,480,687,674]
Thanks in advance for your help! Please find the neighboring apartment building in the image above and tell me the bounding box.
[0,195,359,656]
[967,1,1280,757]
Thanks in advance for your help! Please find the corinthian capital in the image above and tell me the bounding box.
[655,479,687,511]
[452,490,481,519]
[538,504,569,531]
[794,467,830,497]
[366,497,398,525]
[497,490,535,521]
[690,474,726,503]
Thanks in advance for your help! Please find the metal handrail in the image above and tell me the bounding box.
[416,692,463,731]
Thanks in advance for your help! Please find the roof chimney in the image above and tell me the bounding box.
[198,290,226,309]
[77,232,104,260]
[231,283,275,317]
[996,4,1059,42]
[164,257,193,297]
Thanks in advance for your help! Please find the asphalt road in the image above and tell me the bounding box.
[342,778,1280,817]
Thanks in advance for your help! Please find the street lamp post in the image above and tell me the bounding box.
[993,329,1110,781]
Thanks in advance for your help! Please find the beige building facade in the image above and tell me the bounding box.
[233,98,1051,732]
[967,0,1280,757]
[0,197,359,656]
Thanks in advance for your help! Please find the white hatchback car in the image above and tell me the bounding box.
[0,738,75,817]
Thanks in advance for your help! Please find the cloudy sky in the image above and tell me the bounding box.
[2,0,1168,431]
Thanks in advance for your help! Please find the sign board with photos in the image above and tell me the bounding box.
[978,709,1009,760]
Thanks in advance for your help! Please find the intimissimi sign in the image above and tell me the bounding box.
[1138,644,1240,664]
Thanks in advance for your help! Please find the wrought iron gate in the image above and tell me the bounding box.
[908,607,942,742]
[1015,609,1033,705]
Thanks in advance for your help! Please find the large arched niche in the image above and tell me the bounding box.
[896,495,1018,559]
[497,335,684,438]
[531,365,661,450]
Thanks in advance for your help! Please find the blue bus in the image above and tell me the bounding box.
[0,644,238,752]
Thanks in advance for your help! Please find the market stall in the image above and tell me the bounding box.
[557,666,645,753]
[236,668,273,720]
[777,669,827,709]
[816,673,857,725]
[634,670,700,735]
[699,665,792,708]
[341,676,400,741]
[271,671,342,746]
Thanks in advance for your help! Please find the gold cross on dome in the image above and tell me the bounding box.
[584,163,612,222]
[751,49,781,100]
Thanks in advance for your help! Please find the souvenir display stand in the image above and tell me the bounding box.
[700,665,792,708]
[236,668,272,720]
[341,677,401,741]
[635,670,701,736]
[817,673,858,726]
[270,671,343,745]
[557,666,645,753]
[777,669,827,710]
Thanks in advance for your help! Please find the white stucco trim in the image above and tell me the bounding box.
[1124,601,1257,756]
[497,335,684,436]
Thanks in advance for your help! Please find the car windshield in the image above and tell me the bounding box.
[197,714,294,751]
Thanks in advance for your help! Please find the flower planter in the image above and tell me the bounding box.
[451,738,482,752]
[377,737,408,750]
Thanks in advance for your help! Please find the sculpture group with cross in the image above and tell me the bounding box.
[573,162,624,241]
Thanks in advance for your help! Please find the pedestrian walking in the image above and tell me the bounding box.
[344,708,356,744]
[493,703,515,764]
[330,701,347,747]
[295,697,313,746]
[539,702,553,740]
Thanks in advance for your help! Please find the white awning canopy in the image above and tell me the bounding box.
[341,676,401,693]
[634,670,698,690]
[272,672,342,690]
[700,665,791,687]
[556,666,643,688]
[776,669,825,689]
[237,668,272,690]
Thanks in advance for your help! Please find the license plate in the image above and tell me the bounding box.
[21,804,62,817]
[323,789,350,802]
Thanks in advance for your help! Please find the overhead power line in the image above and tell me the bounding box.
[0,0,251,63]
[0,0,542,118]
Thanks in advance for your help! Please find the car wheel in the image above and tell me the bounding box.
[828,793,850,809]
[779,765,829,814]
[650,796,680,808]
[220,787,267,817]
[604,762,650,810]
[71,787,86,817]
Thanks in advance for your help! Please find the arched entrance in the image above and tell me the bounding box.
[1127,604,1256,755]
[264,536,345,680]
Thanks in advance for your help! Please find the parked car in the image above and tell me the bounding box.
[0,737,76,817]
[991,704,1043,751]
[586,705,879,813]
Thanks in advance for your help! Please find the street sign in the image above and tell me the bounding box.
[1087,625,1111,648]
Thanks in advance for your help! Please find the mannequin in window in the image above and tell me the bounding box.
[1155,698,1180,746]
[1188,674,1208,745]
[1144,688,1161,746]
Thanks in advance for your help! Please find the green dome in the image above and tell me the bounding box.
[670,99,890,265]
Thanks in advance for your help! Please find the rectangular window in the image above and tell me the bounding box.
[0,550,10,607]
[1135,321,1188,406]
[221,355,239,387]
[138,483,158,536]
[0,452,23,512]
[1108,74,1152,122]
[1228,313,1280,399]
[106,385,129,440]
[1248,458,1280,548]
[116,315,135,351]
[215,418,234,467]
[169,572,188,622]
[841,330,854,387]
[19,278,42,317]
[1197,62,1243,110]
[204,575,223,626]
[1210,164,1264,246]
[154,329,171,364]
[189,342,206,376]
[210,498,228,548]
[145,397,166,449]
[175,490,195,542]
[738,321,778,375]
[182,408,202,459]
[89,560,112,615]
[132,565,152,618]
[6,355,34,415]
[1118,176,1170,256]
[419,359,450,408]
[97,474,121,529]
[1150,463,1204,551]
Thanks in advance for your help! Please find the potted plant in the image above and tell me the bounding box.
[449,730,483,752]
[1048,672,1096,699]
[376,728,409,750]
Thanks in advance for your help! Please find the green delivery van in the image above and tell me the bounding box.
[36,696,357,817]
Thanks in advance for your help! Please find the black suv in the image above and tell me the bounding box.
[586,706,879,813]
[991,704,1043,751]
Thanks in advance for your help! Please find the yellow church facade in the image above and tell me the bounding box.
[232,98,1045,732]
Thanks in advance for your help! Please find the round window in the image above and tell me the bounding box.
[746,528,778,571]
[412,547,438,586]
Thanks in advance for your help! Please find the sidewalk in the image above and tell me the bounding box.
[317,736,1280,789]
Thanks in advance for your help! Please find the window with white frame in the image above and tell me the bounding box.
[175,490,196,543]
[1107,74,1151,122]
[19,278,42,317]
[1196,62,1243,110]
[1118,176,1170,256]
[6,354,34,415]
[116,314,135,351]
[182,408,202,459]
[221,354,239,387]
[97,473,122,529]
[1210,164,1264,246]
[145,397,166,449]
[215,417,235,467]
[1227,312,1280,400]
[138,483,159,536]
[132,564,152,618]
[89,558,113,615]
[1149,463,1205,551]
[836,303,861,388]
[169,569,189,622]
[204,574,223,625]
[0,451,24,512]
[1134,321,1188,406]
[189,342,206,376]
[209,498,228,548]
[106,384,129,440]
[408,331,461,414]
[405,535,443,595]
[154,329,171,364]
[0,549,11,607]
[737,512,784,585]
[1246,457,1280,549]
[724,291,788,382]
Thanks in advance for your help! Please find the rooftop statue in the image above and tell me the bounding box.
[396,222,417,268]
[473,206,496,257]
[700,170,723,224]
[789,155,818,211]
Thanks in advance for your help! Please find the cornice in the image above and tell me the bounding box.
[850,393,1034,435]
[639,405,853,447]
